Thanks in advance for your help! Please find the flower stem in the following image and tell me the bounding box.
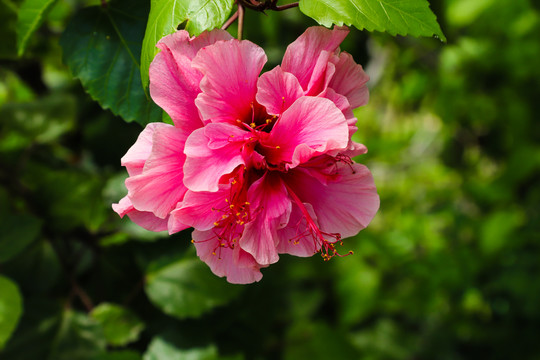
[222,10,239,30]
[238,3,245,40]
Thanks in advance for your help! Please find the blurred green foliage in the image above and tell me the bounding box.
[1,0,539,359]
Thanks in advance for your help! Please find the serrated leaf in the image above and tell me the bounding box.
[145,257,241,319]
[299,0,446,42]
[140,0,234,89]
[17,0,59,56]
[0,275,23,349]
[0,213,42,263]
[90,303,145,347]
[60,0,162,125]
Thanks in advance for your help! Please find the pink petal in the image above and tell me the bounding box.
[329,52,369,109]
[256,66,304,115]
[277,202,320,257]
[305,50,336,96]
[121,123,170,176]
[112,196,170,232]
[183,123,248,192]
[149,29,233,132]
[265,96,349,167]
[193,39,267,125]
[284,162,379,238]
[125,125,189,218]
[169,188,229,233]
[282,26,349,92]
[239,173,291,265]
[193,229,263,284]
[323,87,357,138]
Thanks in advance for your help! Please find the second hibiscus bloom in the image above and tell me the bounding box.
[113,26,379,283]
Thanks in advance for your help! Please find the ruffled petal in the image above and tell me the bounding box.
[284,162,379,238]
[256,66,304,115]
[169,187,229,233]
[323,87,357,138]
[329,52,369,109]
[183,123,248,192]
[112,196,170,232]
[239,173,291,265]
[121,123,170,176]
[193,229,263,284]
[149,29,233,132]
[265,96,349,167]
[282,26,349,92]
[125,125,189,218]
[193,39,267,124]
[277,202,320,257]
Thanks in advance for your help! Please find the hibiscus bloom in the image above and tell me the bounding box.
[113,26,379,284]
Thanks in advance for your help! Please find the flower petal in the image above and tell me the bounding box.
[265,96,349,167]
[240,173,291,265]
[277,202,320,257]
[193,229,263,284]
[169,188,229,233]
[256,66,304,115]
[121,123,170,176]
[112,196,171,232]
[284,162,379,238]
[282,26,349,92]
[183,123,248,192]
[149,29,233,132]
[329,52,369,109]
[125,125,189,218]
[193,39,267,124]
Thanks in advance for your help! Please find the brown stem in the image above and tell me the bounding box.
[222,10,239,30]
[273,2,299,11]
[238,3,245,40]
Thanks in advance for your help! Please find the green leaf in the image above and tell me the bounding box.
[90,303,145,347]
[0,275,23,350]
[143,337,218,360]
[0,213,42,263]
[299,0,446,42]
[16,0,59,56]
[48,311,107,360]
[0,0,18,59]
[91,351,142,360]
[60,0,162,125]
[140,0,235,89]
[145,256,241,319]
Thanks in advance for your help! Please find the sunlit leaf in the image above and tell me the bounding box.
[143,337,218,360]
[16,0,59,56]
[90,303,145,347]
[140,0,234,89]
[60,0,162,125]
[0,276,23,349]
[299,0,446,41]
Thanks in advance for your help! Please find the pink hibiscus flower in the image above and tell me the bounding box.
[113,26,379,284]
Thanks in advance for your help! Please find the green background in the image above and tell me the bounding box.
[1,0,539,358]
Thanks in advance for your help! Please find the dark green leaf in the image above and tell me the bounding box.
[299,0,446,41]
[90,303,145,347]
[0,0,18,59]
[16,0,59,56]
[140,0,234,89]
[60,0,162,125]
[91,351,142,360]
[145,256,241,319]
[48,311,107,360]
[0,213,42,263]
[0,276,23,350]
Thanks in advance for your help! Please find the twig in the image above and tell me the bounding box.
[273,2,299,11]
[238,3,245,40]
[222,10,239,30]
